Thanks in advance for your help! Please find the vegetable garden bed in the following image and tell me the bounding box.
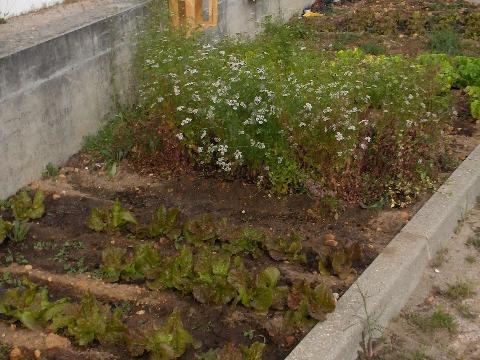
[0,0,479,359]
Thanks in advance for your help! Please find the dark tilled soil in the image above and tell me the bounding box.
[1,115,478,358]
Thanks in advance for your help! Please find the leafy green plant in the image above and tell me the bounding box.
[3,250,29,265]
[86,200,137,232]
[84,111,134,166]
[428,28,462,55]
[0,279,68,331]
[220,227,265,256]
[250,266,287,312]
[0,218,12,244]
[99,247,127,282]
[466,233,480,249]
[87,6,453,204]
[52,293,127,346]
[318,242,363,279]
[183,214,217,246]
[7,220,30,243]
[466,86,480,120]
[0,280,197,357]
[64,257,88,274]
[138,205,182,239]
[409,307,457,332]
[127,309,193,359]
[445,279,474,300]
[121,244,163,282]
[265,232,306,263]
[359,42,386,55]
[10,190,45,221]
[285,282,336,327]
[191,248,236,304]
[52,240,83,259]
[148,246,193,292]
[0,281,125,347]
[42,163,60,179]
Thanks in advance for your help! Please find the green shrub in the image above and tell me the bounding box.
[428,28,462,55]
[130,6,453,204]
[359,42,386,55]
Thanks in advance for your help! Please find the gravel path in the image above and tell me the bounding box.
[370,204,480,360]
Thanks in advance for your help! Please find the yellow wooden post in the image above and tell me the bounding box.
[184,0,196,30]
[207,0,218,27]
[195,0,203,24]
[168,0,180,28]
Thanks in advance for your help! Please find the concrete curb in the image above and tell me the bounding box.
[286,144,480,360]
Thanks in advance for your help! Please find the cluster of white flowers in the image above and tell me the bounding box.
[139,36,442,179]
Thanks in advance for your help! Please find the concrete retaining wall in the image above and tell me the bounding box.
[0,0,310,199]
[0,3,145,199]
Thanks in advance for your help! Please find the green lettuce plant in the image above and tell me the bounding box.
[196,342,265,360]
[138,205,182,240]
[191,248,236,304]
[148,246,194,292]
[285,282,336,327]
[0,218,12,244]
[183,214,217,246]
[10,190,45,221]
[318,242,363,280]
[0,279,68,331]
[86,200,137,232]
[127,309,194,359]
[265,233,306,263]
[220,227,265,257]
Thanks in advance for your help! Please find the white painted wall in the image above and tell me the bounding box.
[0,0,64,18]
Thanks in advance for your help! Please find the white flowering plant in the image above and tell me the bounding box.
[128,8,451,205]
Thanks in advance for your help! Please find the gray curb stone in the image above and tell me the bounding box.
[286,144,480,360]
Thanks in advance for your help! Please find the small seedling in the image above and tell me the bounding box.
[431,248,448,268]
[406,350,429,360]
[455,303,476,319]
[4,250,29,265]
[466,234,480,250]
[410,307,457,332]
[465,255,476,264]
[0,344,11,359]
[64,257,88,274]
[445,280,474,300]
[8,221,30,243]
[42,162,60,179]
[243,329,255,340]
[33,240,54,250]
[359,42,386,55]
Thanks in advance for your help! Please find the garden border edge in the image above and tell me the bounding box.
[286,144,480,360]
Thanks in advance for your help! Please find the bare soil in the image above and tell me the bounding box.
[0,110,477,359]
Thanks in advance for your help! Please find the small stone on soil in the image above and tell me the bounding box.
[9,347,22,360]
[45,333,70,349]
[34,349,41,359]
[324,233,338,247]
[24,265,33,271]
[136,310,145,315]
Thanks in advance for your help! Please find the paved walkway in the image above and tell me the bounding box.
[373,204,480,359]
[0,0,142,57]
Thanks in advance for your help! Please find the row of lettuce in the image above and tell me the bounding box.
[0,278,264,359]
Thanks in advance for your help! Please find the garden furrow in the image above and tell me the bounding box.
[0,264,187,310]
[0,321,115,359]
